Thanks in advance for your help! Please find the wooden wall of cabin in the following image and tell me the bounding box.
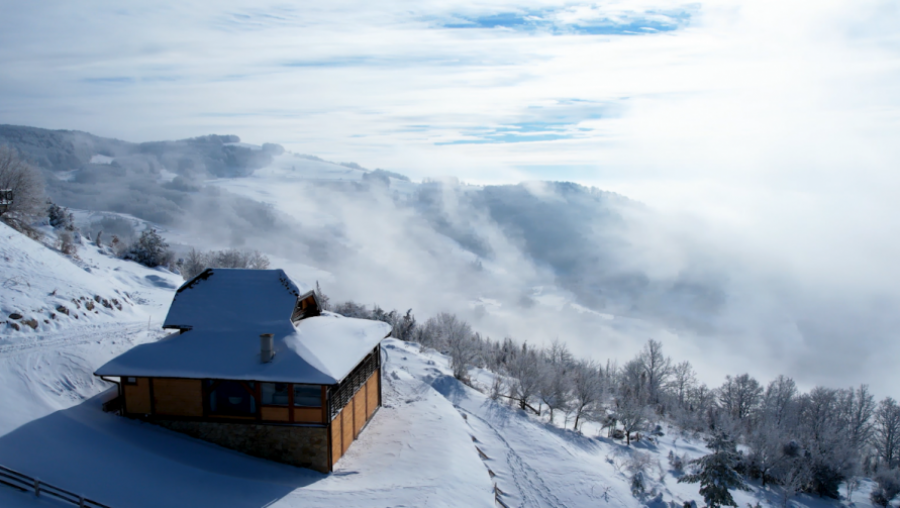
[328,367,380,468]
[124,377,151,414]
[123,377,326,424]
[153,378,203,417]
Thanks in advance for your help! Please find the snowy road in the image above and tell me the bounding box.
[0,321,153,358]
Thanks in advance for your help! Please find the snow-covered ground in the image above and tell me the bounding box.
[0,224,878,508]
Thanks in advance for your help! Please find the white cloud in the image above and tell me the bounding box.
[2,0,900,395]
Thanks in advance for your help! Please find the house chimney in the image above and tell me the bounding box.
[260,333,274,363]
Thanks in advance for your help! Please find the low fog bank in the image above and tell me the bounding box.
[4,124,898,400]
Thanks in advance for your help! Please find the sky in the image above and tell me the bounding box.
[2,0,900,394]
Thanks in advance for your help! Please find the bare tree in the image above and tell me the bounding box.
[181,248,208,280]
[718,373,763,422]
[506,343,542,412]
[571,359,604,430]
[0,145,45,233]
[539,341,573,423]
[671,360,697,409]
[618,396,649,445]
[845,385,876,452]
[421,313,475,381]
[638,339,671,405]
[762,375,797,427]
[874,398,900,469]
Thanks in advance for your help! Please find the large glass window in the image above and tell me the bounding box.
[261,383,290,406]
[293,385,321,407]
[207,380,256,416]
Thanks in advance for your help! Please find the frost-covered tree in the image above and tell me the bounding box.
[671,361,698,409]
[314,281,330,311]
[638,339,671,405]
[421,313,475,381]
[621,358,648,405]
[794,387,855,498]
[47,202,75,231]
[718,374,763,422]
[57,230,77,256]
[679,430,749,508]
[0,145,45,235]
[617,395,649,445]
[874,397,900,469]
[538,341,573,423]
[570,359,604,430]
[745,376,798,485]
[762,375,797,427]
[506,343,542,412]
[843,385,876,452]
[870,469,900,507]
[180,248,272,280]
[181,248,208,280]
[389,309,417,341]
[123,228,174,268]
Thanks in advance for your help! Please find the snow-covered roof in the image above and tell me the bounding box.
[95,313,391,384]
[95,269,392,384]
[162,268,303,331]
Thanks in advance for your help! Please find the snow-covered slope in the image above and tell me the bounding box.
[0,224,877,508]
[0,221,181,338]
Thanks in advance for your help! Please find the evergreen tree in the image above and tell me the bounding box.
[47,202,75,230]
[315,281,331,311]
[679,430,749,508]
[123,228,173,268]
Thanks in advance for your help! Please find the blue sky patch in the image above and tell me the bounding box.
[436,6,693,36]
[435,99,615,145]
[437,121,581,145]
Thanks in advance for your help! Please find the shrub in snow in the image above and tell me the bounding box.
[57,230,77,256]
[123,228,174,268]
[332,300,370,319]
[871,469,900,507]
[630,471,646,497]
[179,247,271,280]
[668,450,685,473]
[678,430,749,508]
[47,202,75,230]
[626,451,653,476]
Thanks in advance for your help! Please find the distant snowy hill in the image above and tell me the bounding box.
[3,123,897,404]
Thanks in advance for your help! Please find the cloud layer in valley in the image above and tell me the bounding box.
[1,0,899,397]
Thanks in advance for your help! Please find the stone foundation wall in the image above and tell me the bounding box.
[153,419,330,473]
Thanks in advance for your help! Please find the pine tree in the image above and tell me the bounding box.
[315,281,331,311]
[678,430,749,508]
[47,202,75,230]
[123,228,173,268]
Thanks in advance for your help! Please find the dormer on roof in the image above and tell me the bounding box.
[162,268,320,331]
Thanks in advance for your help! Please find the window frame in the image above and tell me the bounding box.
[204,379,259,418]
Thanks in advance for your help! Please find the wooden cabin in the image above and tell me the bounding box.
[94,268,391,473]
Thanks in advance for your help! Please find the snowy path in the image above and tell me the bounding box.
[459,406,565,508]
[0,321,150,358]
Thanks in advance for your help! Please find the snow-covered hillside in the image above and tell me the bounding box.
[0,221,180,337]
[0,221,882,508]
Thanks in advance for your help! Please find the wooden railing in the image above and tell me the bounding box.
[0,464,111,508]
